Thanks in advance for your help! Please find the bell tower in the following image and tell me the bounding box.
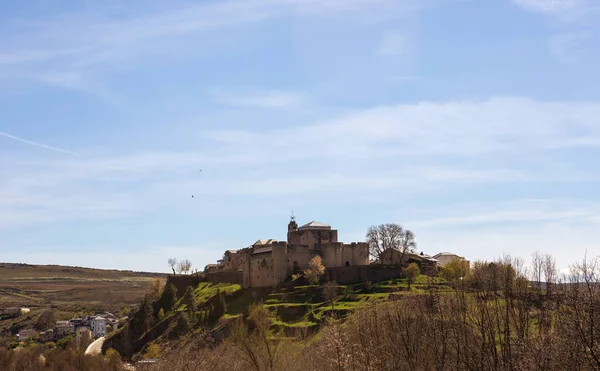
[287,212,298,244]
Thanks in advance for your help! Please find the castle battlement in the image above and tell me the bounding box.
[206,218,370,288]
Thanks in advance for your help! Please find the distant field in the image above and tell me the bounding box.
[0,263,165,315]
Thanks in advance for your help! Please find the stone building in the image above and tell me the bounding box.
[239,218,369,288]
[433,252,470,267]
[380,248,439,275]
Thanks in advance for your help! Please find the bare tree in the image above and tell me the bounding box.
[35,310,56,331]
[532,251,543,291]
[168,258,177,275]
[366,223,416,263]
[177,259,192,274]
[323,281,338,311]
[543,253,557,296]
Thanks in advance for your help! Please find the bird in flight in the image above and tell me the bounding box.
[191,195,194,198]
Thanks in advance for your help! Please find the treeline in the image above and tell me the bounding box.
[5,253,598,370]
[146,253,600,371]
[0,343,123,371]
[108,279,230,358]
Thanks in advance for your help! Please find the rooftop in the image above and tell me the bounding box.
[298,221,331,230]
[252,247,273,255]
[253,239,277,246]
[433,252,462,258]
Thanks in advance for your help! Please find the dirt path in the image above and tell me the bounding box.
[85,336,105,355]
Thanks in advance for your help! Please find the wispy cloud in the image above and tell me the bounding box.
[210,89,305,109]
[412,205,599,228]
[0,0,425,91]
[2,96,600,230]
[0,132,79,156]
[510,0,588,16]
[203,97,600,161]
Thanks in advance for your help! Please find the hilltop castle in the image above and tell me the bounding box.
[206,218,369,288]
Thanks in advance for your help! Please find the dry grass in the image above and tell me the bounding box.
[0,263,165,336]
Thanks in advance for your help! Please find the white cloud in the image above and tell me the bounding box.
[204,97,600,160]
[511,0,587,15]
[411,199,600,228]
[2,96,600,230]
[210,89,305,109]
[0,0,424,89]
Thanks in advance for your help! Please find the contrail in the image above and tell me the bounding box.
[0,131,79,156]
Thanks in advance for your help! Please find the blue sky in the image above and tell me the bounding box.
[1,0,600,273]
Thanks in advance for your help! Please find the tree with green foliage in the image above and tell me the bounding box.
[184,286,197,316]
[174,313,191,337]
[440,258,470,285]
[208,289,226,323]
[56,334,74,349]
[159,283,178,313]
[145,342,161,359]
[142,296,154,333]
[404,263,420,290]
[305,255,326,285]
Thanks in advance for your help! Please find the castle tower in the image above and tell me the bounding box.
[287,213,299,244]
[288,213,298,232]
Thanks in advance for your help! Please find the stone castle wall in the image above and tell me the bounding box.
[325,266,406,285]
[166,271,243,296]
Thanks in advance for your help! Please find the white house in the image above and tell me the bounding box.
[433,252,470,267]
[90,316,107,338]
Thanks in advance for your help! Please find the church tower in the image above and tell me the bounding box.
[288,212,298,232]
[287,213,298,244]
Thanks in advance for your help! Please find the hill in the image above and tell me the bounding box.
[103,274,449,360]
[0,263,165,337]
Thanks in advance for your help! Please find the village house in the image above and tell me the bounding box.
[433,252,470,267]
[17,329,37,341]
[65,312,117,339]
[55,320,73,338]
[69,317,88,334]
[90,316,107,338]
[40,329,55,342]
[380,249,439,274]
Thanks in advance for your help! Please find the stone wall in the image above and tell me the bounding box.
[166,271,243,296]
[325,265,406,285]
[205,271,243,285]
[287,228,338,247]
[166,274,204,296]
[247,252,278,287]
[286,245,315,273]
[322,242,369,268]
